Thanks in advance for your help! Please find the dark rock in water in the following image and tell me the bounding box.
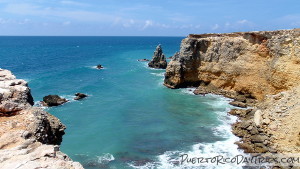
[115,152,154,167]
[96,64,104,69]
[138,59,150,62]
[74,93,88,100]
[148,44,167,69]
[42,95,68,107]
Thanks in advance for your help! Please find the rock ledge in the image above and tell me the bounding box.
[0,69,83,169]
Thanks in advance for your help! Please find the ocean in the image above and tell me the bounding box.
[0,36,244,169]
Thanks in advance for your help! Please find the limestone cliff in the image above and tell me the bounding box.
[164,29,300,155]
[164,29,300,100]
[0,69,83,169]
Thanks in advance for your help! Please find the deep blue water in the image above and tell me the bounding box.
[0,36,242,169]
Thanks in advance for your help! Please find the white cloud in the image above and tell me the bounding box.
[212,24,219,30]
[237,19,249,24]
[160,24,170,29]
[0,18,9,24]
[274,14,300,27]
[142,20,153,29]
[180,24,192,29]
[225,22,230,27]
[195,25,201,29]
[122,19,135,28]
[60,1,89,7]
[4,3,116,23]
[63,21,71,26]
[129,19,135,24]
[291,21,300,26]
[18,18,30,24]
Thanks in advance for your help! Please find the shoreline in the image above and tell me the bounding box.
[0,69,83,169]
[163,28,300,167]
[193,84,273,153]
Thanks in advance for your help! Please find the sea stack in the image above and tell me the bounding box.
[148,44,167,69]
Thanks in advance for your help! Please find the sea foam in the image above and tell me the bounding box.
[130,94,246,169]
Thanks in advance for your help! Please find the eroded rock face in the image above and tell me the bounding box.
[148,45,168,69]
[29,108,66,145]
[164,29,300,156]
[164,29,300,100]
[0,69,83,169]
[0,69,34,113]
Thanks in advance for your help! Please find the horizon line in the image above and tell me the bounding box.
[0,35,187,38]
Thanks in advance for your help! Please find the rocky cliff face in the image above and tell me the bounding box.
[0,69,83,169]
[164,29,300,155]
[0,69,34,113]
[164,29,300,100]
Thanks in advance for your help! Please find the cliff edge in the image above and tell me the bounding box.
[165,29,300,100]
[164,29,300,154]
[0,69,83,169]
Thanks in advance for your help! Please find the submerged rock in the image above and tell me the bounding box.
[138,59,149,62]
[42,95,68,107]
[74,93,88,100]
[96,64,104,69]
[148,44,167,69]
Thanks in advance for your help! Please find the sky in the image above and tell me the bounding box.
[0,0,299,36]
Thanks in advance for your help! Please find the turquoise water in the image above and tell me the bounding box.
[0,37,242,168]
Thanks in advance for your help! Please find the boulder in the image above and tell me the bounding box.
[148,44,167,69]
[250,134,268,143]
[74,93,88,100]
[42,95,68,107]
[254,110,262,126]
[96,64,104,69]
[229,101,247,108]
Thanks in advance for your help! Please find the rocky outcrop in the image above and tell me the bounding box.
[74,93,88,100]
[148,45,168,69]
[42,95,68,107]
[0,69,34,113]
[0,69,83,169]
[96,64,104,69]
[138,59,150,62]
[164,29,300,101]
[164,29,300,155]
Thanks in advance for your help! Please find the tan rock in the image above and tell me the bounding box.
[263,118,271,125]
[164,29,300,101]
[254,110,262,126]
[0,69,83,169]
[163,29,300,155]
